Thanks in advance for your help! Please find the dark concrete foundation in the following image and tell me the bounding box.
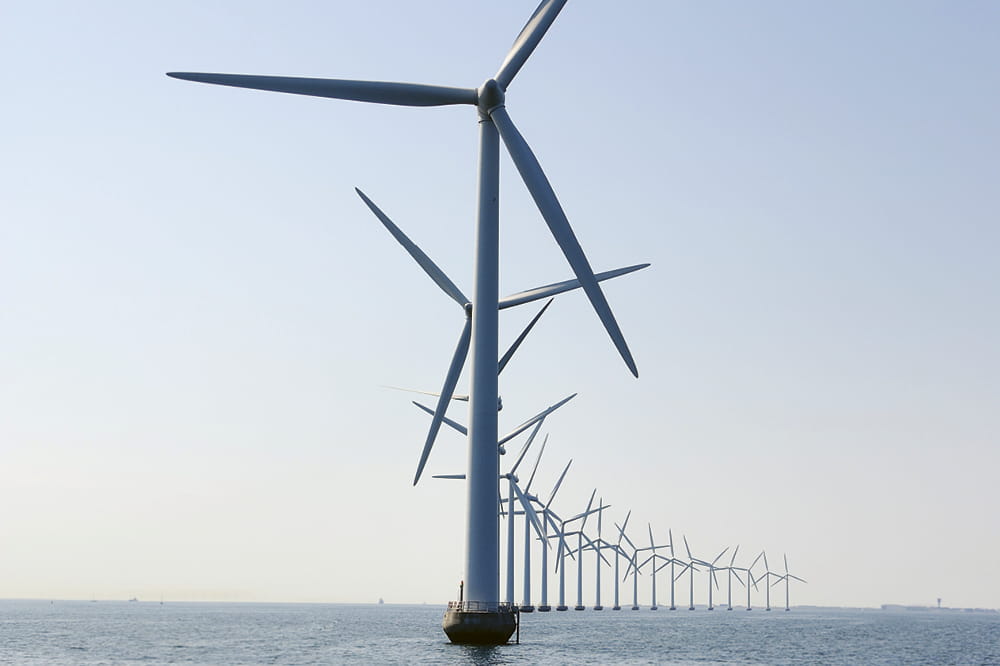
[612,605,621,610]
[518,605,534,613]
[574,605,585,611]
[556,605,568,611]
[537,605,551,612]
[593,605,603,610]
[442,604,516,645]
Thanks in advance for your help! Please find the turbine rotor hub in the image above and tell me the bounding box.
[477,79,505,116]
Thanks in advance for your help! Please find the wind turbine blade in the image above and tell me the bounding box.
[356,189,469,307]
[499,264,650,310]
[763,551,770,573]
[167,73,478,107]
[784,553,789,575]
[431,474,466,479]
[412,318,471,485]
[498,393,576,446]
[749,551,763,571]
[512,482,544,540]
[648,523,655,549]
[381,385,468,401]
[730,544,740,568]
[713,547,729,566]
[733,570,745,587]
[498,298,552,375]
[494,0,569,91]
[546,458,572,506]
[509,419,543,476]
[790,575,807,584]
[412,400,467,436]
[684,535,693,561]
[579,488,597,530]
[491,106,638,377]
[523,433,548,494]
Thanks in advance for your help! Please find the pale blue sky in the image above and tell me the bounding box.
[2,1,998,608]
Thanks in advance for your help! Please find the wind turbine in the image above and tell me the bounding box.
[515,431,549,612]
[501,420,546,606]
[773,553,807,611]
[637,525,671,610]
[586,499,618,610]
[551,494,602,611]
[572,489,598,611]
[720,545,745,611]
[674,535,701,611]
[610,510,632,610]
[617,520,642,610]
[534,454,571,612]
[741,551,764,610]
[169,0,647,643]
[690,544,728,611]
[756,550,780,611]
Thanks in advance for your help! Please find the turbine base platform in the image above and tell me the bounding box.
[612,605,621,610]
[556,605,568,611]
[518,605,535,613]
[650,606,658,611]
[593,605,603,611]
[537,605,552,612]
[631,606,640,611]
[442,602,517,645]
[574,605,585,611]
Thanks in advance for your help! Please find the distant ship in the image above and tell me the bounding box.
[378,598,384,605]
[129,597,138,602]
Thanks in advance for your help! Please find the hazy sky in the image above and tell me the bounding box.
[2,1,998,609]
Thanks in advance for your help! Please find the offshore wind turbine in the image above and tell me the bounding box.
[742,551,764,610]
[515,431,549,612]
[535,456,571,612]
[675,535,701,611]
[637,525,671,610]
[617,520,642,610]
[774,553,807,611]
[501,421,546,606]
[610,510,632,610]
[721,545,744,610]
[169,1,646,643]
[588,498,619,610]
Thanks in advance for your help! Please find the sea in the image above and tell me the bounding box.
[1,600,997,665]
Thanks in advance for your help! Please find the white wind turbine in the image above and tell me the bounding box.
[719,545,745,611]
[610,510,632,610]
[514,431,549,612]
[741,551,764,610]
[773,554,807,611]
[673,535,701,611]
[169,0,647,643]
[689,544,729,611]
[500,421,546,606]
[534,455,572,612]
[636,525,671,610]
[584,500,616,610]
[616,520,642,610]
[756,550,780,611]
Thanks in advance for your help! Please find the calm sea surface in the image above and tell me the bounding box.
[1,600,997,665]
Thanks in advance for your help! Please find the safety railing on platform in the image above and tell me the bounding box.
[446,601,517,614]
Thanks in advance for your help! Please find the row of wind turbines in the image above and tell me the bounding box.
[351,153,805,616]
[168,2,802,638]
[355,185,805,614]
[486,416,807,613]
